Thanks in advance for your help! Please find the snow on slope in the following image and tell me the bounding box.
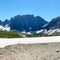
[47,29,58,35]
[47,29,60,35]
[0,36,60,48]
[42,23,48,27]
[0,25,10,31]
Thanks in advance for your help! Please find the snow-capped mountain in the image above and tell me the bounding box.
[0,15,60,36]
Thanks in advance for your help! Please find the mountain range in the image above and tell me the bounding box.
[0,15,60,32]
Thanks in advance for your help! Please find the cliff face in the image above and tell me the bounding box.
[0,15,48,32]
[45,16,60,30]
[0,43,60,60]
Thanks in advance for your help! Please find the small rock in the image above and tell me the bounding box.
[56,49,59,53]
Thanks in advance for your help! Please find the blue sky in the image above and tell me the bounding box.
[0,0,60,21]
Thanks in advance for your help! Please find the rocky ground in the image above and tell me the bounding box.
[0,42,60,60]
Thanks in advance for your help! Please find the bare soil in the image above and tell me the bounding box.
[0,42,60,60]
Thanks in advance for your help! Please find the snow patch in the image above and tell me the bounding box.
[0,25,10,31]
[0,36,60,48]
[42,23,48,27]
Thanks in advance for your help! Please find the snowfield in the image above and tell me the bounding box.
[0,36,60,48]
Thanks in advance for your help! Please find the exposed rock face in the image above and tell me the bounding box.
[0,43,60,60]
[45,16,60,30]
[9,15,48,31]
[0,15,48,32]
